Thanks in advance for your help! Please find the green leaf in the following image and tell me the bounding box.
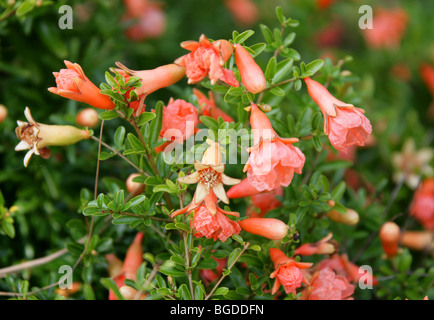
[136,112,156,127]
[16,0,36,17]
[2,220,15,238]
[127,133,145,151]
[114,126,126,150]
[99,110,119,120]
[249,43,267,57]
[100,278,123,300]
[259,24,273,44]
[265,57,277,81]
[273,58,294,82]
[302,59,324,78]
[235,30,255,44]
[214,287,229,296]
[276,6,285,23]
[228,248,241,267]
[331,182,346,201]
[149,101,164,146]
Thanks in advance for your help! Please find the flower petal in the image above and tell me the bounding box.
[15,140,31,151]
[177,171,200,184]
[212,183,229,204]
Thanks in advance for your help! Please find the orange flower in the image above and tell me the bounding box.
[317,253,378,286]
[115,61,186,100]
[161,98,199,141]
[227,177,263,198]
[400,231,433,251]
[48,60,115,110]
[294,233,337,256]
[326,208,360,226]
[122,0,166,41]
[75,108,100,128]
[239,217,288,240]
[420,63,434,96]
[410,178,434,230]
[269,248,313,295]
[249,187,283,218]
[244,104,305,192]
[379,221,401,258]
[106,232,144,300]
[199,256,227,285]
[363,7,408,49]
[302,267,355,300]
[193,88,234,122]
[317,0,335,10]
[304,77,372,152]
[234,44,266,94]
[177,34,239,87]
[0,104,7,124]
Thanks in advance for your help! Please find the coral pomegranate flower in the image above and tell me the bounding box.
[176,141,240,205]
[317,253,378,286]
[362,7,408,49]
[115,61,186,99]
[160,98,199,143]
[304,77,372,152]
[122,0,166,41]
[193,88,234,122]
[177,34,239,87]
[400,231,433,251]
[269,248,313,295]
[171,190,241,242]
[244,104,305,192]
[409,178,434,230]
[239,218,289,240]
[107,232,144,300]
[234,44,266,94]
[224,0,259,27]
[303,267,355,300]
[15,107,91,167]
[294,233,337,256]
[249,187,283,218]
[48,60,115,110]
[379,221,401,258]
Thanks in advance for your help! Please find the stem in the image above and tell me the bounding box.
[205,242,250,300]
[90,135,150,177]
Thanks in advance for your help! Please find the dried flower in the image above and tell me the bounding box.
[15,107,91,167]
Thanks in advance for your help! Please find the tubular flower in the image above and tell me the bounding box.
[302,267,355,300]
[326,208,359,226]
[400,231,434,251]
[176,141,241,205]
[362,7,408,49]
[15,107,91,167]
[244,104,305,192]
[177,34,239,87]
[122,0,166,41]
[409,178,434,230]
[200,255,227,284]
[294,233,337,256]
[193,88,234,122]
[249,187,283,218]
[115,61,186,99]
[239,218,289,240]
[234,44,266,94]
[269,248,313,295]
[107,232,144,300]
[48,60,115,110]
[379,221,401,258]
[304,77,372,152]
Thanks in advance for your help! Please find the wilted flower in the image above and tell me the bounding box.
[244,104,305,192]
[294,233,337,256]
[15,107,91,167]
[410,178,434,230]
[176,34,239,87]
[48,60,115,110]
[362,7,408,49]
[304,77,372,152]
[193,88,234,122]
[269,248,313,295]
[234,44,266,94]
[122,0,166,41]
[302,267,355,300]
[392,139,433,189]
[176,141,240,205]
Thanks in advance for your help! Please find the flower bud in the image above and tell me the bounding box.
[0,104,7,123]
[75,108,100,128]
[119,286,146,300]
[379,222,400,258]
[126,173,145,194]
[239,217,289,240]
[234,44,266,94]
[400,231,433,251]
[326,208,359,225]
